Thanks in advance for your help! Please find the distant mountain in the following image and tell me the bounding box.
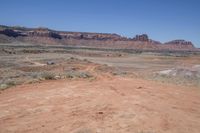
[0,25,197,51]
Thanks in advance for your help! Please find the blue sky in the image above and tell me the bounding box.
[0,0,200,47]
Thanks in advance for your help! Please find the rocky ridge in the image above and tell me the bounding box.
[0,25,197,51]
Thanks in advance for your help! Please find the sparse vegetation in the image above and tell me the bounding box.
[65,71,93,79]
[0,45,199,91]
[0,79,17,90]
[40,71,56,80]
[0,43,200,133]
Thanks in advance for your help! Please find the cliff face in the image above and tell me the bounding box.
[0,25,197,51]
[133,34,149,41]
[162,40,195,50]
[0,29,26,37]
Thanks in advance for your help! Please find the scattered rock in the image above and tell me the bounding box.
[98,111,104,114]
[137,86,143,89]
[47,61,55,65]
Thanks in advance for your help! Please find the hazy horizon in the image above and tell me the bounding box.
[0,0,199,47]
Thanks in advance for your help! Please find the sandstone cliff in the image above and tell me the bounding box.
[0,25,197,51]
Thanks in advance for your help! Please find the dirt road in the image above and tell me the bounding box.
[0,76,200,133]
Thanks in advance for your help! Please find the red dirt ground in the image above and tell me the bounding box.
[0,74,200,133]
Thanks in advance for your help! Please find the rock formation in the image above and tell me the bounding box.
[0,25,197,51]
[0,29,26,37]
[164,40,194,50]
[28,28,62,39]
[133,34,149,41]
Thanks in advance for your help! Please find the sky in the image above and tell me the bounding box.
[0,0,200,47]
